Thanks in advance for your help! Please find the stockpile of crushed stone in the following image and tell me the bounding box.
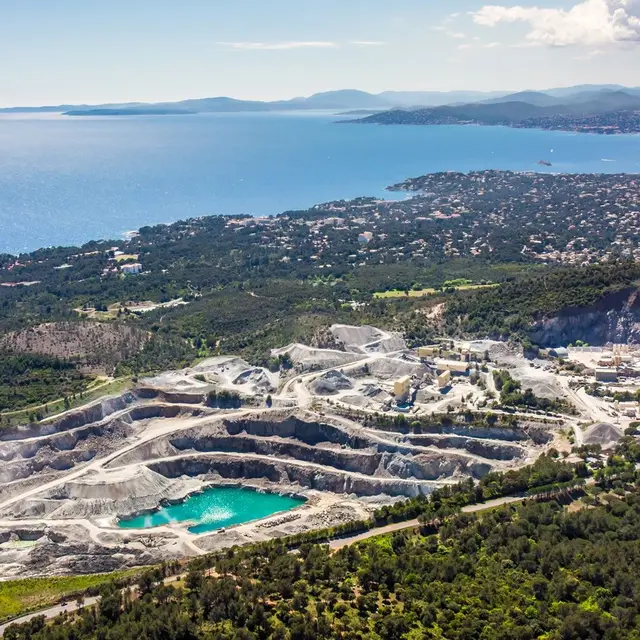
[583,422,624,448]
[362,335,407,354]
[367,358,427,381]
[272,344,362,371]
[310,370,355,395]
[330,325,385,349]
[142,369,210,390]
[330,324,407,354]
[192,356,278,394]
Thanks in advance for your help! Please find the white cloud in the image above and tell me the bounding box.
[484,41,501,48]
[218,41,338,51]
[458,43,473,50]
[473,0,640,47]
[434,26,467,38]
[349,41,387,46]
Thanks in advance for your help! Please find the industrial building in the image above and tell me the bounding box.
[595,368,618,383]
[434,359,470,375]
[418,346,439,358]
[393,376,412,402]
[437,370,451,389]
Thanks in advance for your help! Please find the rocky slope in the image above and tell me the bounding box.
[529,287,640,346]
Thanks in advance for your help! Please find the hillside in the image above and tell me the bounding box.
[0,353,92,413]
[479,90,561,107]
[353,91,640,133]
[64,107,195,116]
[1,170,639,411]
[442,262,640,346]
[0,322,150,374]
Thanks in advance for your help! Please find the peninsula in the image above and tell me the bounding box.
[64,107,195,116]
[349,89,640,134]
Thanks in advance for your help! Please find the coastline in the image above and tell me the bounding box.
[2,114,640,255]
[347,119,640,136]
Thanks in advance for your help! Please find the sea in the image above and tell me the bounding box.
[1,110,639,255]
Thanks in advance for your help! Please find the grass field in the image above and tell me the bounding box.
[374,288,437,299]
[373,283,498,299]
[0,570,141,622]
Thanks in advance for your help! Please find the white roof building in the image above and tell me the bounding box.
[121,263,142,275]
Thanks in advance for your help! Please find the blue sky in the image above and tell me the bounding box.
[2,0,639,106]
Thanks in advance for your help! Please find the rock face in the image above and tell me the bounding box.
[0,393,137,443]
[99,412,545,503]
[11,468,200,519]
[0,398,206,485]
[136,388,206,404]
[0,523,195,579]
[166,415,496,484]
[407,434,526,461]
[148,455,436,498]
[529,288,640,347]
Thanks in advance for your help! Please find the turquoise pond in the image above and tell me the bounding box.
[117,487,305,534]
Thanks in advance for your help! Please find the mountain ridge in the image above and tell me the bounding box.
[349,90,640,133]
[4,84,640,115]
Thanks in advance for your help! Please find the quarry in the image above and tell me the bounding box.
[0,324,635,579]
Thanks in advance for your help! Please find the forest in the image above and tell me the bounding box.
[0,353,91,413]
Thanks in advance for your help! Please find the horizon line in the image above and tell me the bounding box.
[1,83,636,110]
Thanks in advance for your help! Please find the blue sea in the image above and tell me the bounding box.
[1,111,639,255]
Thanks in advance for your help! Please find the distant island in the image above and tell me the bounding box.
[64,107,196,116]
[347,89,640,135]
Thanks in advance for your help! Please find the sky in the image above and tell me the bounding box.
[1,0,639,107]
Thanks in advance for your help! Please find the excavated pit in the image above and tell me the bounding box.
[0,401,208,486]
[0,331,561,578]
